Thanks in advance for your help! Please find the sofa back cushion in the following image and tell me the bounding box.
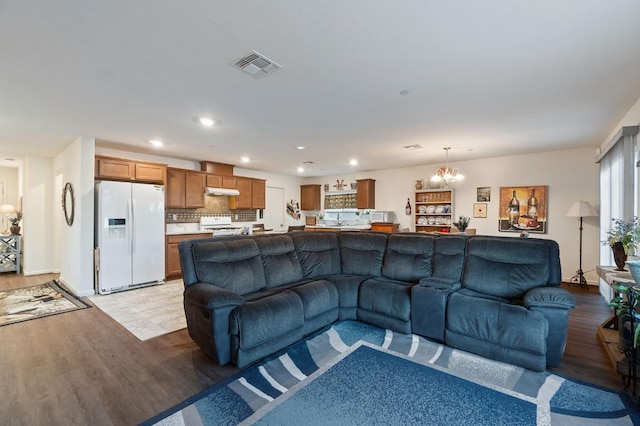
[338,232,387,276]
[192,239,266,295]
[432,235,467,281]
[291,232,341,278]
[255,235,304,287]
[382,234,435,282]
[462,237,552,299]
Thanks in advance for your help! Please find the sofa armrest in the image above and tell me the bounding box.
[523,287,576,310]
[183,283,244,365]
[418,276,462,291]
[523,286,576,367]
[184,282,245,310]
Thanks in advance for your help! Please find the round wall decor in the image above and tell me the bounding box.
[62,182,75,226]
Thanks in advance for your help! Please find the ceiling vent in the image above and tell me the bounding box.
[234,51,282,79]
[403,144,423,150]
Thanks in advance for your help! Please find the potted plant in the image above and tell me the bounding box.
[9,211,22,235]
[453,216,470,233]
[609,284,640,351]
[604,217,640,270]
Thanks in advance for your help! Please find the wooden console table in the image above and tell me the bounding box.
[596,265,635,375]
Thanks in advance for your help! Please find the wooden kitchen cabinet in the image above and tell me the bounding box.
[231,177,253,209]
[229,177,265,209]
[252,179,266,209]
[357,179,375,209]
[206,174,237,189]
[95,155,166,184]
[166,234,211,278]
[166,168,205,208]
[300,184,321,210]
[206,174,221,187]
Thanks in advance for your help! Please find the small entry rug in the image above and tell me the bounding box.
[142,321,639,425]
[0,280,89,326]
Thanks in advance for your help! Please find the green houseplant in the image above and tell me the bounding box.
[604,217,640,270]
[609,282,640,378]
[453,216,470,232]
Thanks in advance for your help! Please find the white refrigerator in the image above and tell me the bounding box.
[95,181,165,294]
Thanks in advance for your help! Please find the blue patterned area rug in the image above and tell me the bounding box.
[142,321,639,425]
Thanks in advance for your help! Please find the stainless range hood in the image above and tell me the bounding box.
[204,187,240,196]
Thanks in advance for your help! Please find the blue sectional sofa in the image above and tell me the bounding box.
[179,231,576,371]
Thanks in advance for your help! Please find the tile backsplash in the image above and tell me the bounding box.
[166,195,257,223]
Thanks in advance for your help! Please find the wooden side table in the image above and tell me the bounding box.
[0,235,21,274]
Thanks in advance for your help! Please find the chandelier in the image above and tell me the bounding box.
[431,147,464,183]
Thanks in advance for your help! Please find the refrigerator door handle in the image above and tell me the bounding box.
[127,198,134,254]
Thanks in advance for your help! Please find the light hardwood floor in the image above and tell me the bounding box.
[0,273,622,425]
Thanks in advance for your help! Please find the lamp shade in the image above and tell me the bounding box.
[566,200,598,218]
[0,204,16,214]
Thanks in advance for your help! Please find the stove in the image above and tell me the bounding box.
[200,216,247,236]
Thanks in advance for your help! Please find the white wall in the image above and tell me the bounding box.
[304,146,600,285]
[54,136,95,296]
[22,156,55,275]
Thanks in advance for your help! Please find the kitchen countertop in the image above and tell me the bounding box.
[305,224,372,231]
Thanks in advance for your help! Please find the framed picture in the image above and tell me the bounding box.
[473,203,487,218]
[498,186,547,233]
[477,187,491,202]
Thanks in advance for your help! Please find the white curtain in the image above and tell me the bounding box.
[598,130,637,268]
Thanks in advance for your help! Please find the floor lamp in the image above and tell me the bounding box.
[566,200,599,287]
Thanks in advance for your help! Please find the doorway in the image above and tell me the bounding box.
[265,186,285,232]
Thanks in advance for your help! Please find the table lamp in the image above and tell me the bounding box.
[1,204,17,234]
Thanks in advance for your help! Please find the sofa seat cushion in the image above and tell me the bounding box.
[382,234,435,282]
[230,290,304,350]
[359,277,413,322]
[255,235,304,287]
[291,232,341,278]
[462,237,550,299]
[338,232,387,276]
[192,239,266,295]
[446,291,548,356]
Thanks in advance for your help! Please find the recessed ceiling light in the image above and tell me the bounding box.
[350,159,358,166]
[296,146,306,150]
[149,139,163,147]
[199,117,215,127]
[241,156,250,163]
[297,166,304,173]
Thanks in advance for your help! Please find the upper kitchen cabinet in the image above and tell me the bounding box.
[229,177,265,209]
[252,179,266,209]
[166,168,206,208]
[300,184,321,210]
[95,155,166,184]
[206,174,237,189]
[356,179,375,209]
[231,177,253,209]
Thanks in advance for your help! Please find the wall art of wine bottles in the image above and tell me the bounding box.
[498,186,548,233]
